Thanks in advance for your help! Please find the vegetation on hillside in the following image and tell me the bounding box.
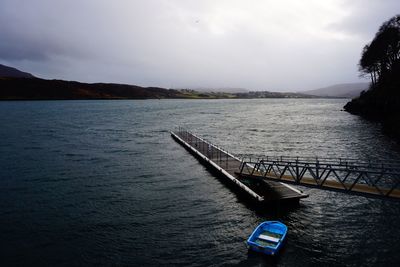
[0,77,316,100]
[344,14,400,139]
[0,77,189,100]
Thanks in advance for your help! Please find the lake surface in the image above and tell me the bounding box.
[1,99,400,266]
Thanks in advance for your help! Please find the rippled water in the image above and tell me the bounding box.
[0,99,399,266]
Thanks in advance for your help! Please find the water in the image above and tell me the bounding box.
[0,99,399,266]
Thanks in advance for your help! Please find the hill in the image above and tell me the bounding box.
[0,77,313,100]
[235,90,316,98]
[0,64,323,100]
[0,64,35,78]
[0,77,200,100]
[301,83,369,98]
[188,87,248,93]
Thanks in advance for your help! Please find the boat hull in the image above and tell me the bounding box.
[246,221,287,256]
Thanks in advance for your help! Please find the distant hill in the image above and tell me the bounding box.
[0,77,197,100]
[0,64,324,100]
[235,90,316,99]
[0,64,35,78]
[0,77,311,100]
[301,83,369,98]
[189,87,249,93]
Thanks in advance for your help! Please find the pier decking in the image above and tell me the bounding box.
[171,129,308,204]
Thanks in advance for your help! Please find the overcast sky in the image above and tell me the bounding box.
[0,0,399,91]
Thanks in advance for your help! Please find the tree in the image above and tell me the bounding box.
[359,15,400,86]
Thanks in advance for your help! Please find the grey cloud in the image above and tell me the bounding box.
[0,0,399,91]
[328,0,400,39]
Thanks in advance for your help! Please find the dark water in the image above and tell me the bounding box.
[1,99,400,266]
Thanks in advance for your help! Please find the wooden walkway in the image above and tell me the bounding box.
[171,129,308,204]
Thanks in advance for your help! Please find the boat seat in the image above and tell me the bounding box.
[258,234,279,243]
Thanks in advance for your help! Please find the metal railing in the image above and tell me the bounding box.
[238,156,400,198]
[174,127,400,199]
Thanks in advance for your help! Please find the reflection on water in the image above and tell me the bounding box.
[0,99,399,266]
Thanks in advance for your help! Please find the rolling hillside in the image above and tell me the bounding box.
[301,83,369,98]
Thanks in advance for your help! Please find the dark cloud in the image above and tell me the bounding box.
[0,0,399,91]
[0,29,58,61]
[328,0,400,39]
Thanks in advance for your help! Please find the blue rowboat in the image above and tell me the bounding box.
[247,221,287,255]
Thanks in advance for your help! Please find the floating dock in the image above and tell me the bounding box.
[238,156,400,199]
[171,129,308,204]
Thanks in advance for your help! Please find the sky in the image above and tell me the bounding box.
[0,0,399,91]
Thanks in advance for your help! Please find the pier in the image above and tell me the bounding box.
[172,128,400,201]
[171,128,308,204]
[238,156,400,199]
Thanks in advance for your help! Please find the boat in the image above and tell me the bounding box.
[246,221,287,255]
